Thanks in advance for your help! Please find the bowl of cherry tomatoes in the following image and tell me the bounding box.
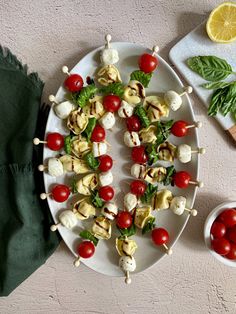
[204,201,236,267]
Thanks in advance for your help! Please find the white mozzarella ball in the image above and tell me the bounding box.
[54,101,74,119]
[130,163,146,179]
[177,144,192,163]
[99,112,115,129]
[101,202,118,220]
[92,142,108,157]
[100,48,119,65]
[59,210,77,229]
[119,256,136,272]
[164,91,182,111]
[48,158,64,177]
[99,170,113,186]
[124,193,138,211]
[124,131,140,147]
[170,196,186,215]
[118,101,134,118]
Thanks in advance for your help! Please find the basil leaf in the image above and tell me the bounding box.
[141,183,158,204]
[71,84,97,108]
[231,105,236,122]
[201,81,232,90]
[163,165,176,186]
[117,223,136,238]
[84,152,100,170]
[156,120,174,145]
[99,82,124,97]
[82,117,96,141]
[187,56,233,81]
[64,135,72,154]
[134,104,150,128]
[90,190,104,208]
[146,143,159,165]
[130,70,153,88]
[71,176,77,194]
[221,83,236,116]
[80,230,99,246]
[142,217,156,235]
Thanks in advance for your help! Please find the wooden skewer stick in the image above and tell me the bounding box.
[38,164,47,171]
[105,34,112,49]
[40,192,51,200]
[50,223,61,231]
[74,257,81,267]
[152,45,159,56]
[33,138,47,145]
[163,243,173,255]
[62,65,70,76]
[189,180,204,188]
[179,86,193,97]
[125,271,131,284]
[191,147,206,154]
[185,208,198,216]
[48,95,58,104]
[185,121,202,129]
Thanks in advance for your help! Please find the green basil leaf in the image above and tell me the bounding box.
[201,81,232,90]
[187,56,233,81]
[80,230,99,246]
[134,104,150,128]
[156,120,174,145]
[231,104,236,122]
[142,217,156,235]
[71,84,98,108]
[82,117,96,141]
[118,223,136,238]
[130,70,153,88]
[71,176,78,194]
[84,152,100,170]
[146,143,159,165]
[163,165,176,186]
[99,82,124,97]
[140,183,158,204]
[208,88,228,116]
[90,190,104,208]
[64,135,72,154]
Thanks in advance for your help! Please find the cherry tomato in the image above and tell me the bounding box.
[64,74,84,92]
[91,124,106,142]
[46,133,64,151]
[126,115,141,132]
[103,95,121,112]
[77,241,95,258]
[51,184,70,202]
[226,225,236,244]
[210,221,226,239]
[173,171,191,188]
[131,146,148,164]
[211,238,231,255]
[218,209,236,228]
[171,120,188,137]
[225,243,236,260]
[99,186,114,201]
[98,154,113,172]
[152,228,169,245]
[116,211,133,229]
[139,53,158,73]
[130,180,146,196]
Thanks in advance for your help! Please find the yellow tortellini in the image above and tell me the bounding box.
[83,95,105,119]
[73,198,96,220]
[116,238,138,257]
[67,110,88,135]
[75,173,98,195]
[152,189,173,211]
[92,216,111,240]
[139,125,157,144]
[143,96,169,122]
[157,142,176,162]
[97,65,122,86]
[134,206,153,229]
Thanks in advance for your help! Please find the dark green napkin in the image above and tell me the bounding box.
[0,47,60,296]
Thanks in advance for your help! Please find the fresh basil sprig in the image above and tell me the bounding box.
[163,165,176,186]
[141,183,158,204]
[156,120,174,145]
[201,81,233,90]
[117,223,136,239]
[187,56,235,82]
[90,190,104,208]
[71,84,97,108]
[134,104,150,128]
[146,143,159,165]
[82,117,96,141]
[142,217,156,235]
[64,135,72,154]
[130,70,153,88]
[71,176,78,194]
[84,152,100,170]
[80,230,99,246]
[99,82,124,97]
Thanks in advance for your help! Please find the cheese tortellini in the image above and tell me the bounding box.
[83,95,105,119]
[152,189,173,211]
[139,125,157,144]
[157,142,176,162]
[67,110,88,135]
[59,154,90,174]
[116,238,138,257]
[143,96,169,122]
[92,216,111,240]
[97,65,121,86]
[134,206,153,229]
[73,198,96,220]
[75,173,98,195]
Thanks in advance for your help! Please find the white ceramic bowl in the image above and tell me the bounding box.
[204,201,236,267]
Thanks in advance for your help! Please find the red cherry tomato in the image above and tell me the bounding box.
[126,115,141,132]
[131,146,148,164]
[139,53,158,73]
[171,120,188,137]
[98,154,113,172]
[152,228,169,245]
[99,186,114,201]
[64,74,84,92]
[77,241,95,258]
[225,243,236,260]
[91,124,106,142]
[46,133,64,151]
[116,211,133,229]
[211,238,231,255]
[226,225,236,244]
[103,95,121,112]
[210,221,226,239]
[218,209,236,228]
[130,180,146,196]
[51,184,70,202]
[173,171,191,188]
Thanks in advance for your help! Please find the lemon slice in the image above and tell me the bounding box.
[206,2,236,43]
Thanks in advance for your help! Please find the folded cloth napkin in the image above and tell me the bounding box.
[0,47,60,296]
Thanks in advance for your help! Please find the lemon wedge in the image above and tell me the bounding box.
[206,2,236,43]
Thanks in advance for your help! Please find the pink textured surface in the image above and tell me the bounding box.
[0,0,236,313]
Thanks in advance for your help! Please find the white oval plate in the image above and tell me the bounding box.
[43,42,199,277]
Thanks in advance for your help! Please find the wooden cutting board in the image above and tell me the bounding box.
[169,22,236,142]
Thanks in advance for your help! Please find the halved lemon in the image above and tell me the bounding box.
[206,2,236,43]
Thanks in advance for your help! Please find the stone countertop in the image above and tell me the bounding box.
[0,0,236,313]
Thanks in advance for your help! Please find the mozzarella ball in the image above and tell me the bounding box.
[99,112,115,129]
[54,101,75,119]
[124,192,138,212]
[131,163,146,179]
[164,91,182,111]
[59,210,77,229]
[101,202,118,220]
[170,196,186,215]
[177,144,192,163]
[92,142,107,157]
[119,256,136,272]
[101,48,119,65]
[99,170,113,186]
[124,131,140,147]
[118,100,134,118]
[48,158,64,177]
